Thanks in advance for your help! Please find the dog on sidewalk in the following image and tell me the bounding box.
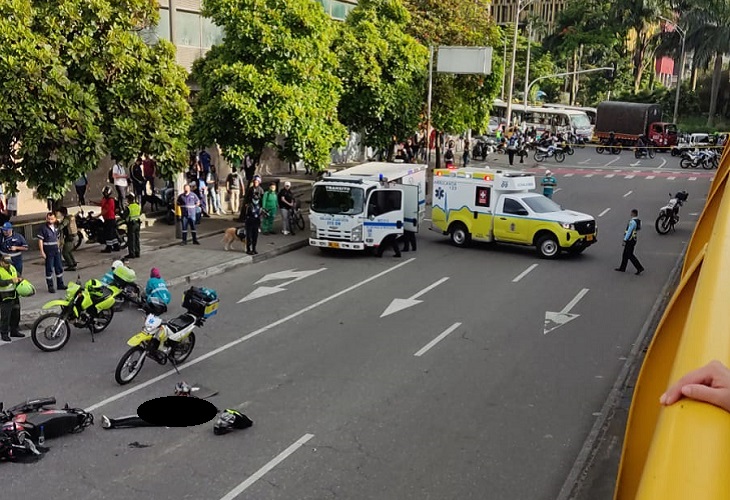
[222,226,246,251]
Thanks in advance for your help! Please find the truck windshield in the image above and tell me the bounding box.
[523,195,562,213]
[311,185,365,215]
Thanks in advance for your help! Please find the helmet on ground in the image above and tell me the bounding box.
[213,409,253,435]
[112,260,124,270]
[174,382,192,396]
[102,186,113,197]
[84,279,105,296]
[16,279,36,298]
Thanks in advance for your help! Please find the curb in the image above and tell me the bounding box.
[18,238,309,330]
[556,242,688,500]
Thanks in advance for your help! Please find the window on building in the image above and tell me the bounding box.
[202,17,223,48]
[157,8,171,41]
[331,0,348,20]
[177,10,201,47]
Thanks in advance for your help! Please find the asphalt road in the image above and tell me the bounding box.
[0,152,713,500]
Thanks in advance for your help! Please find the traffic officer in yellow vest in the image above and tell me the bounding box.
[124,193,141,259]
[0,255,22,342]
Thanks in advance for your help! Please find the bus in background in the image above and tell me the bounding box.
[543,103,598,125]
[491,100,593,138]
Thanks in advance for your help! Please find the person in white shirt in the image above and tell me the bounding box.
[112,159,128,207]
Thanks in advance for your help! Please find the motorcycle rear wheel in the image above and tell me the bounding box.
[170,333,196,364]
[703,159,714,170]
[649,148,656,159]
[596,146,605,154]
[31,313,71,352]
[555,152,566,163]
[655,214,673,235]
[115,347,146,385]
[679,158,692,169]
[534,152,545,162]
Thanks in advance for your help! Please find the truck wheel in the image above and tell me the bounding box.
[536,234,559,259]
[449,223,471,247]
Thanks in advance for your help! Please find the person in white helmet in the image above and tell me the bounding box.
[541,170,557,199]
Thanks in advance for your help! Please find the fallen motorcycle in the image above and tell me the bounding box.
[655,190,689,235]
[31,279,119,352]
[74,208,128,250]
[115,287,219,385]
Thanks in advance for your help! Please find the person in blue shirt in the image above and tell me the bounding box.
[145,267,171,311]
[0,222,28,276]
[177,184,201,245]
[541,170,557,199]
[615,209,644,275]
[37,212,66,293]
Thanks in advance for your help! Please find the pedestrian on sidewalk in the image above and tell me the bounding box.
[74,174,88,205]
[541,170,557,199]
[98,186,120,253]
[243,154,256,190]
[124,194,141,259]
[226,167,242,215]
[0,255,22,342]
[37,212,67,293]
[615,209,644,275]
[262,182,278,234]
[177,184,201,245]
[207,165,224,215]
[244,197,263,255]
[130,157,145,203]
[0,222,28,276]
[143,154,156,195]
[57,207,77,271]
[278,181,295,235]
[112,158,129,208]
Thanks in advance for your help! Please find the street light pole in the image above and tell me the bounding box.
[659,16,686,124]
[505,0,521,128]
[523,23,532,109]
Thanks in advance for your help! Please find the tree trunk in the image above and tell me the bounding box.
[690,59,698,91]
[707,53,723,127]
[633,30,645,94]
[570,48,578,105]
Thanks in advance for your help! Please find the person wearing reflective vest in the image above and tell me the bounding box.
[615,208,645,276]
[37,212,67,293]
[0,222,28,276]
[145,268,171,309]
[124,194,141,259]
[176,184,201,245]
[0,255,22,342]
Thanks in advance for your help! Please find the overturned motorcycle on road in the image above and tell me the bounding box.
[655,190,689,235]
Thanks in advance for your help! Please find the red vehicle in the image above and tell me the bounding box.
[595,101,678,149]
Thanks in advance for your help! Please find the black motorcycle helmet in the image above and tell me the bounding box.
[213,409,253,435]
[102,186,113,198]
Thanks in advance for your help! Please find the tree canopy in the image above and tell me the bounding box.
[0,0,191,199]
[191,0,346,170]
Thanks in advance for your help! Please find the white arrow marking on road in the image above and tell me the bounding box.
[238,268,327,303]
[544,288,589,335]
[630,160,641,167]
[605,158,619,167]
[659,158,667,169]
[381,277,449,317]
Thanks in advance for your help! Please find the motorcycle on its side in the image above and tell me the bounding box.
[30,279,119,352]
[74,208,128,250]
[655,190,689,235]
[115,287,219,385]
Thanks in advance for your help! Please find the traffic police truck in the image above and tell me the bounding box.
[309,162,427,252]
[431,169,597,258]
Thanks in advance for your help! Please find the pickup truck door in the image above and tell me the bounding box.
[493,196,531,243]
[364,189,405,247]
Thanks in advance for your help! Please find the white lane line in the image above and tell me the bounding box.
[579,159,591,164]
[424,218,432,221]
[604,174,614,178]
[411,277,449,300]
[623,190,633,198]
[85,259,416,412]
[598,208,611,217]
[605,158,620,167]
[689,177,697,181]
[624,175,635,179]
[659,158,667,168]
[219,433,315,500]
[667,176,676,180]
[584,174,594,178]
[646,175,655,179]
[564,173,574,177]
[414,323,462,357]
[513,264,538,283]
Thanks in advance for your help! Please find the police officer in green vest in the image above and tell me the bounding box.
[124,193,141,259]
[0,255,22,342]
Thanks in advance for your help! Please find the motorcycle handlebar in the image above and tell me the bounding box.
[7,397,57,414]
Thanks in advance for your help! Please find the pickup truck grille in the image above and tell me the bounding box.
[318,228,351,242]
[575,220,596,235]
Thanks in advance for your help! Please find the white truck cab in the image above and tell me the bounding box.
[309,162,427,251]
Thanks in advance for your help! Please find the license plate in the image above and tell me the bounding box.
[586,235,594,241]
[328,242,340,248]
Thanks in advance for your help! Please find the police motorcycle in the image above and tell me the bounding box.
[655,190,689,235]
[73,207,128,250]
[533,140,566,163]
[103,260,146,311]
[114,287,219,385]
[30,278,120,352]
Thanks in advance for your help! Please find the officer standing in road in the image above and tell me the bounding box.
[0,255,22,342]
[124,193,141,258]
[615,209,645,275]
[541,170,557,199]
[177,183,201,245]
[37,212,67,293]
[0,222,28,276]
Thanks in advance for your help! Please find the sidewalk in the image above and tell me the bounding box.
[17,191,312,329]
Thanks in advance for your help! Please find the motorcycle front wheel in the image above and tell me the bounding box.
[703,159,714,170]
[92,307,115,333]
[534,152,545,162]
[31,313,71,352]
[115,347,146,385]
[555,152,566,163]
[655,214,673,235]
[679,158,692,169]
[596,146,605,154]
[649,148,656,159]
[170,333,196,364]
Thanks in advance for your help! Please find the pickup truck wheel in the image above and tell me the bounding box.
[449,223,471,247]
[536,234,560,259]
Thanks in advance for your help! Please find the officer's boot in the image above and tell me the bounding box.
[57,278,67,291]
[47,279,55,293]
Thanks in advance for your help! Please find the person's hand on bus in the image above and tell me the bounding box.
[660,360,730,413]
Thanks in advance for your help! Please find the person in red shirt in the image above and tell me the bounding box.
[143,154,156,195]
[97,186,120,253]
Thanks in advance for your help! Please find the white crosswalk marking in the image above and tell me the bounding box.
[605,174,614,178]
[646,176,655,179]
[584,174,593,178]
[625,175,635,179]
[667,176,676,180]
[564,173,574,177]
[689,177,697,181]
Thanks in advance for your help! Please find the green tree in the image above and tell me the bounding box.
[0,0,191,199]
[403,0,503,135]
[336,0,429,154]
[191,0,346,172]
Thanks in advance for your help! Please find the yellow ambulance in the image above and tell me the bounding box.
[431,168,597,258]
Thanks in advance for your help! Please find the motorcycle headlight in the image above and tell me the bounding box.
[351,224,363,241]
[561,222,575,230]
